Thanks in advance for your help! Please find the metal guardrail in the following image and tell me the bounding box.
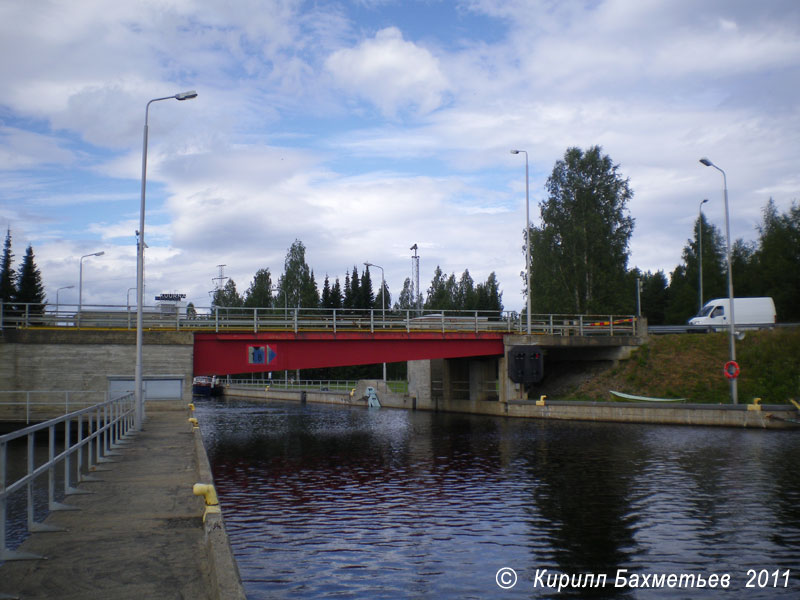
[0,391,110,425]
[224,379,410,395]
[0,392,135,561]
[0,302,640,337]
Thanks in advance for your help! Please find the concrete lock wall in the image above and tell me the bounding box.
[0,330,194,421]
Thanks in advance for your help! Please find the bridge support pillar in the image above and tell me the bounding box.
[408,356,501,411]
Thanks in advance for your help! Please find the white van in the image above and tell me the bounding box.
[689,297,776,330]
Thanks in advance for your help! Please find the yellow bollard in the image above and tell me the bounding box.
[349,388,356,398]
[188,417,199,431]
[193,483,222,523]
[536,395,547,406]
[188,403,195,411]
[747,398,762,411]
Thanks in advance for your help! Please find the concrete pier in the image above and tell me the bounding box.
[220,384,800,430]
[0,401,244,600]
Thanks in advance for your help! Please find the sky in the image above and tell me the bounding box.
[1,0,798,314]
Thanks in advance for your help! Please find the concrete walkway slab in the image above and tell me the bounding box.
[0,403,214,600]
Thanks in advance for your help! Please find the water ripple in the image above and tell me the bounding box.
[198,400,800,599]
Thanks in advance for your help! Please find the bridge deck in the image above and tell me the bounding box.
[0,403,225,600]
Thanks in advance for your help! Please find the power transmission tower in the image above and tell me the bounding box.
[210,264,228,299]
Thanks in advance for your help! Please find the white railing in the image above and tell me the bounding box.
[0,392,135,561]
[0,302,640,337]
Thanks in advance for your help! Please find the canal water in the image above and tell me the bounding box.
[196,399,800,599]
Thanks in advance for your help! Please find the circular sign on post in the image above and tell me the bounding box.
[724,360,740,379]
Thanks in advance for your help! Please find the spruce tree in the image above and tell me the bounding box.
[16,245,46,307]
[330,278,343,309]
[360,267,374,309]
[321,275,332,308]
[0,228,15,305]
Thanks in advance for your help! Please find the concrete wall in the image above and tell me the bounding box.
[221,383,797,429]
[0,330,195,421]
[222,379,414,410]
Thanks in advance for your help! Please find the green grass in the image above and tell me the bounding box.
[567,327,800,404]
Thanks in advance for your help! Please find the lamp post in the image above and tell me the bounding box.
[78,251,104,313]
[56,285,74,316]
[135,90,197,430]
[699,157,737,404]
[510,149,531,335]
[697,198,709,314]
[270,286,288,321]
[127,287,137,312]
[365,261,387,381]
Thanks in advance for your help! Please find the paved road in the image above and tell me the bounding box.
[0,402,214,600]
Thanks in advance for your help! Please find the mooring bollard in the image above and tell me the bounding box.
[188,417,199,431]
[193,483,222,522]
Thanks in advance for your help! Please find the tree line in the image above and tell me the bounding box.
[0,229,46,315]
[637,198,800,324]
[212,239,504,314]
[527,146,800,324]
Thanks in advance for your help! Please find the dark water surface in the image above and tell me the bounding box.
[197,400,800,599]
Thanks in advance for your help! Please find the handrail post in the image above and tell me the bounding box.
[215,307,219,332]
[609,315,614,336]
[254,308,258,334]
[293,308,298,333]
[370,309,374,333]
[26,432,34,528]
[474,311,478,333]
[579,315,584,336]
[406,310,410,333]
[333,309,337,334]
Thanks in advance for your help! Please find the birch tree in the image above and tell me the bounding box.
[529,146,634,313]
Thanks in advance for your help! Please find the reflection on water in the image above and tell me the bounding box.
[197,400,800,599]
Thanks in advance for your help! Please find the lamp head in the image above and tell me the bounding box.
[94,251,105,257]
[701,198,709,205]
[699,157,713,167]
[510,149,520,154]
[175,90,198,101]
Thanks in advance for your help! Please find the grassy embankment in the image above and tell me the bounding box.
[567,327,800,404]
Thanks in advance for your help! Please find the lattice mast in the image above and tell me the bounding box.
[210,264,228,299]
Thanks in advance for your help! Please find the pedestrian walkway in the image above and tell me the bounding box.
[0,402,218,600]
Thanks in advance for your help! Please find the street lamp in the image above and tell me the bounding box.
[135,90,197,430]
[365,261,387,381]
[699,157,737,404]
[56,285,74,316]
[78,252,104,312]
[127,287,137,312]
[270,286,288,321]
[697,198,709,314]
[510,149,531,335]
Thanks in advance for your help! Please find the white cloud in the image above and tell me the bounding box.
[326,27,450,117]
[0,126,75,169]
[1,0,798,315]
